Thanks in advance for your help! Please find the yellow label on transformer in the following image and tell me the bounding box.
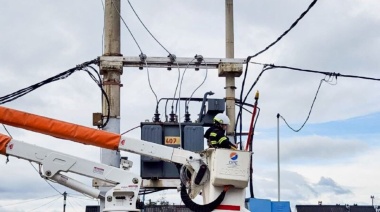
[165,136,181,145]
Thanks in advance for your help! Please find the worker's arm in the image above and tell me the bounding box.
[216,131,237,150]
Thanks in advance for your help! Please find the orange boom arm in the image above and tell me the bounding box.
[0,106,120,150]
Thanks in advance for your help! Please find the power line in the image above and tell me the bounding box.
[0,59,97,105]
[83,66,111,128]
[238,0,318,145]
[237,60,380,141]
[145,60,159,106]
[0,59,112,128]
[29,162,63,195]
[0,195,61,207]
[172,64,181,113]
[279,78,332,132]
[247,0,318,60]
[66,198,80,212]
[2,124,12,138]
[28,195,62,212]
[257,63,380,81]
[126,0,171,55]
[186,59,209,110]
[121,125,140,135]
[112,0,143,54]
[112,1,161,110]
[178,58,196,114]
[242,61,380,134]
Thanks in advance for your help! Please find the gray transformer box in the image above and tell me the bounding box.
[140,123,204,179]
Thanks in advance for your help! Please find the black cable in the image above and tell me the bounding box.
[180,184,226,212]
[248,0,318,60]
[112,0,161,111]
[2,124,12,138]
[236,66,270,146]
[112,0,143,54]
[84,66,111,128]
[29,162,63,195]
[259,63,380,81]
[280,78,330,132]
[127,0,171,55]
[238,0,318,150]
[0,59,97,105]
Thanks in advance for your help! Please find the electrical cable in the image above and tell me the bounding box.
[186,60,209,110]
[145,60,159,107]
[237,57,380,142]
[121,125,140,135]
[0,59,97,105]
[172,64,181,113]
[29,162,63,195]
[66,199,79,212]
[236,65,270,146]
[180,183,226,212]
[0,195,61,207]
[28,195,62,212]
[127,0,181,114]
[112,0,143,54]
[67,193,98,201]
[279,78,332,132]
[114,0,161,111]
[83,66,111,128]
[238,0,318,150]
[256,63,380,82]
[174,61,183,143]
[126,0,171,55]
[2,124,12,138]
[125,0,180,118]
[178,58,196,114]
[248,0,318,60]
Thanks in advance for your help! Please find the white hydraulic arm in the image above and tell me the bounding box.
[0,134,142,212]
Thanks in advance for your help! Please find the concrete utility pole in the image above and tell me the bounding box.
[100,0,122,210]
[101,0,121,169]
[225,0,238,140]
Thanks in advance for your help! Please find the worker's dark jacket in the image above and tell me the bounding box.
[204,125,235,149]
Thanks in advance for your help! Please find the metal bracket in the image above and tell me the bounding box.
[99,56,124,75]
[98,56,246,70]
[218,63,243,77]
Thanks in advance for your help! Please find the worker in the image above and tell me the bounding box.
[204,113,237,150]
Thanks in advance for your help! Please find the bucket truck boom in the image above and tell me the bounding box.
[0,106,251,211]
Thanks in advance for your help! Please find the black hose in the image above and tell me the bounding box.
[180,184,226,212]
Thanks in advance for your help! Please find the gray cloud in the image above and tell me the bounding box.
[315,176,351,195]
[253,135,369,164]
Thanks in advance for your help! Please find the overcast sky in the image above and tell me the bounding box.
[1,0,380,211]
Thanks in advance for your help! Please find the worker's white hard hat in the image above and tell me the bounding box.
[213,113,230,125]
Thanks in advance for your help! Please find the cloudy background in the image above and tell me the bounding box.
[1,0,380,211]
